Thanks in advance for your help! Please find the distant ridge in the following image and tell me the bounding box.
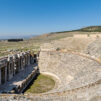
[77,26,101,32]
[30,26,101,42]
[49,26,101,34]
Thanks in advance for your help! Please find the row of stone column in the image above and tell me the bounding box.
[0,51,37,85]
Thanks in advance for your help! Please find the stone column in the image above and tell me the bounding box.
[0,69,1,85]
[17,54,21,72]
[9,62,14,81]
[28,54,30,65]
[21,57,23,70]
[31,54,33,64]
[18,58,20,72]
[5,65,7,82]
[25,55,27,67]
[13,54,19,74]
[7,56,11,81]
[20,53,23,70]
[7,62,10,81]
[25,53,27,66]
[26,54,28,65]
[24,55,26,67]
[7,55,11,81]
[13,55,16,75]
[13,62,15,76]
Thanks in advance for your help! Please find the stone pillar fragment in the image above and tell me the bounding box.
[5,66,7,82]
[28,52,30,65]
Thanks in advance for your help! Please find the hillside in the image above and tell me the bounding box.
[30,26,101,43]
[77,26,101,32]
[0,26,101,57]
[46,26,101,34]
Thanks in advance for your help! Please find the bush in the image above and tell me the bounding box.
[56,48,60,51]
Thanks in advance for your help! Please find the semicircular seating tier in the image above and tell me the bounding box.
[39,51,101,93]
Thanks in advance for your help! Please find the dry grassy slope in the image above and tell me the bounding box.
[0,31,100,55]
[50,37,95,52]
[40,31,101,58]
[0,31,74,56]
[0,31,92,56]
[41,36,95,53]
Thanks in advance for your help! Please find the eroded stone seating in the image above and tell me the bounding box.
[39,51,101,93]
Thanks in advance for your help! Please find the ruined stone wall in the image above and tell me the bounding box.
[11,66,39,94]
[0,51,37,87]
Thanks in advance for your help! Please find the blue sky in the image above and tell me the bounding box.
[0,0,101,38]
